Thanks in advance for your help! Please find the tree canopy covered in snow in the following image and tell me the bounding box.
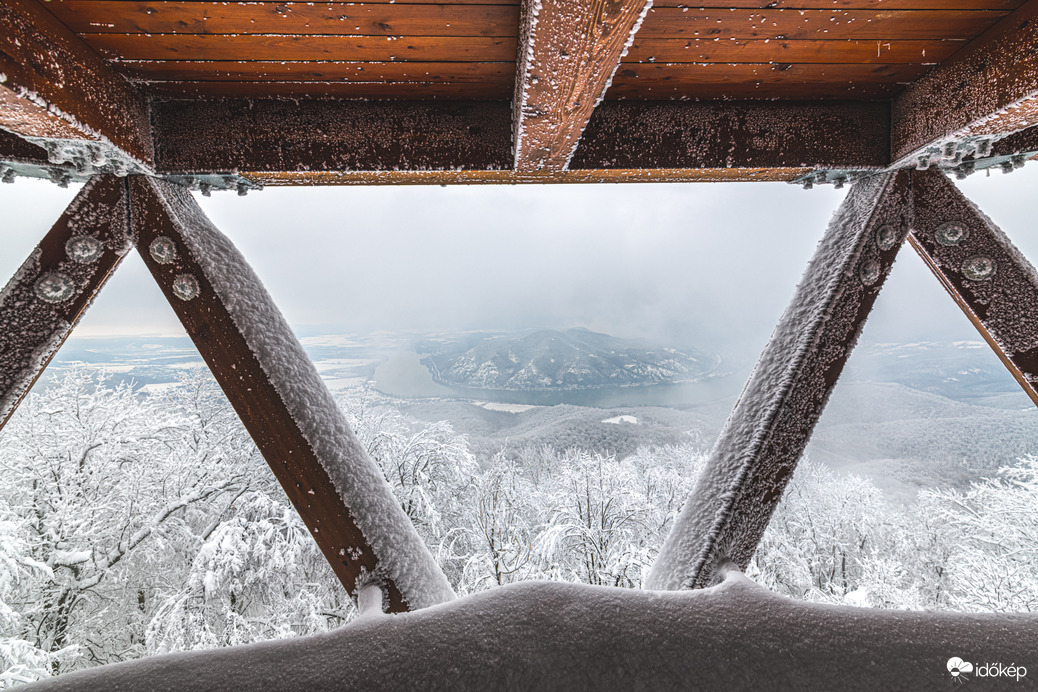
[0,368,1035,686]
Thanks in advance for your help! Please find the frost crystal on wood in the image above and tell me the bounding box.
[909,168,1038,407]
[512,0,652,172]
[892,2,1038,166]
[0,176,130,430]
[129,177,455,611]
[647,170,912,591]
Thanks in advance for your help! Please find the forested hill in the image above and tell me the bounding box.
[420,328,719,391]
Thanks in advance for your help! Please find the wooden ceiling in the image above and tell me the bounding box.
[42,1,1024,101]
[1,0,1037,184]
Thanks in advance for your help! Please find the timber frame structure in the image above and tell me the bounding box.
[3,0,1038,688]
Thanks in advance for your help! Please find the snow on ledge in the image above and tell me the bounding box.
[25,572,1037,691]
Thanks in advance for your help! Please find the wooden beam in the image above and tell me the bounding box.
[909,169,1038,407]
[129,177,454,612]
[572,101,889,171]
[0,176,129,429]
[891,0,1038,166]
[646,170,912,591]
[151,99,513,175]
[512,0,651,171]
[150,99,888,176]
[0,0,153,167]
[244,167,812,186]
[0,128,49,167]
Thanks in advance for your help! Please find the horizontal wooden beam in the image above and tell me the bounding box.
[129,176,454,611]
[151,99,513,174]
[84,34,518,63]
[647,170,911,590]
[151,99,889,176]
[0,129,49,167]
[244,167,812,186]
[623,38,961,64]
[891,0,1038,165]
[572,102,890,171]
[0,0,152,166]
[910,169,1038,407]
[46,1,520,37]
[512,0,651,171]
[0,176,129,429]
[635,7,1009,40]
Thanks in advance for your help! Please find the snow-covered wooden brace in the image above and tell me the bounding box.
[128,176,455,612]
[512,0,652,172]
[647,170,913,591]
[0,0,153,171]
[22,572,1038,692]
[0,176,131,429]
[891,0,1038,168]
[909,169,1038,407]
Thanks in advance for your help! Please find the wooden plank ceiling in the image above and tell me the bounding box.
[41,0,1025,101]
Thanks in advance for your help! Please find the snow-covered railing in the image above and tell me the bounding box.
[22,570,1038,691]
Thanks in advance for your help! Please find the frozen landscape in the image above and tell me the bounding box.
[2,330,1037,686]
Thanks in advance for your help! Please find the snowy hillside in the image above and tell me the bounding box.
[420,328,720,391]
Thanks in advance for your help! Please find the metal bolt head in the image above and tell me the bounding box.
[935,222,967,247]
[172,273,201,301]
[66,235,103,264]
[149,236,178,264]
[35,273,75,303]
[962,256,996,281]
[875,224,898,251]
[859,259,881,286]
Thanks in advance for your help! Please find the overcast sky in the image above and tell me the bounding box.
[3,166,1037,359]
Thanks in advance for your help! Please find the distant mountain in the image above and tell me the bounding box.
[844,340,1028,407]
[420,328,720,391]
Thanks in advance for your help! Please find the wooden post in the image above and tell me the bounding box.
[512,0,652,171]
[128,176,455,612]
[909,169,1038,407]
[646,170,912,590]
[0,176,129,429]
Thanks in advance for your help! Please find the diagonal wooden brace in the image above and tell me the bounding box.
[646,170,912,591]
[909,169,1038,407]
[0,176,131,430]
[128,177,454,612]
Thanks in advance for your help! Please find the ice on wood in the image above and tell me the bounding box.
[0,176,129,430]
[909,169,1038,403]
[512,0,652,172]
[132,178,454,610]
[647,170,912,591]
[20,570,1038,692]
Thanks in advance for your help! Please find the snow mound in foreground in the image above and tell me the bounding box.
[25,571,1037,691]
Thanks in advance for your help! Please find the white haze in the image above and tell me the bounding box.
[2,167,1037,360]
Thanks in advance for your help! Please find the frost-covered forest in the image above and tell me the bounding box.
[1,368,1036,686]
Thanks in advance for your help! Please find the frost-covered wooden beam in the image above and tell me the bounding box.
[512,0,652,171]
[128,177,454,613]
[151,99,513,175]
[0,0,152,170]
[151,99,886,179]
[21,573,1038,692]
[647,170,912,591]
[0,176,130,430]
[909,169,1038,407]
[572,101,890,172]
[891,0,1038,167]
